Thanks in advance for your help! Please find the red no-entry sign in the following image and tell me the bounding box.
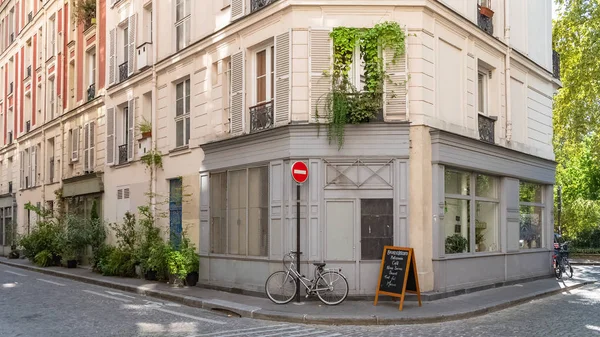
[291,161,309,184]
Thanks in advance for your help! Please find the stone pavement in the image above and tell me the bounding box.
[0,258,597,326]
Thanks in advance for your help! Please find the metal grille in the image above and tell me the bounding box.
[250,0,278,13]
[478,114,496,144]
[87,83,95,102]
[119,61,129,82]
[324,159,394,189]
[250,101,274,133]
[477,9,493,35]
[118,144,128,164]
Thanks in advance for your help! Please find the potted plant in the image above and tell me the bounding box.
[63,249,78,268]
[145,241,168,281]
[8,243,19,259]
[139,118,152,139]
[479,0,494,18]
[181,235,199,286]
[445,234,468,254]
[167,248,187,287]
[72,0,96,26]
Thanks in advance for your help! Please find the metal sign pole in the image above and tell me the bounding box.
[296,183,301,303]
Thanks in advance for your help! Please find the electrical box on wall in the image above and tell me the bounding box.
[138,137,151,156]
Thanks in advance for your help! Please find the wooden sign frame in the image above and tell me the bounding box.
[373,246,422,311]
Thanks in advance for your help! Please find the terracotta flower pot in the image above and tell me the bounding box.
[480,6,494,18]
[141,131,152,139]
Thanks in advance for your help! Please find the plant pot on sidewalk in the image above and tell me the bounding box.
[185,271,199,287]
[145,269,157,281]
[66,260,77,268]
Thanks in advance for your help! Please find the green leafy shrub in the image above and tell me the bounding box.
[19,213,64,266]
[34,250,54,267]
[146,241,170,280]
[445,234,468,254]
[98,246,136,277]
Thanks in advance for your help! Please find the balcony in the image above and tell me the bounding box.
[25,121,31,133]
[26,65,32,78]
[119,62,129,82]
[250,0,278,13]
[7,131,12,144]
[28,12,33,23]
[250,100,274,133]
[477,6,493,35]
[118,144,128,165]
[9,33,14,44]
[87,83,95,102]
[8,82,13,95]
[553,50,561,80]
[137,43,153,69]
[8,181,12,194]
[478,114,497,144]
[49,157,54,183]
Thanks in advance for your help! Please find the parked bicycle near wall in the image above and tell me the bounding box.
[265,251,349,305]
[553,240,573,279]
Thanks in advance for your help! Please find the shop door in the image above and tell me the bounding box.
[169,178,183,246]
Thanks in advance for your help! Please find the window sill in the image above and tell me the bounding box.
[112,161,132,169]
[168,145,190,157]
[200,254,270,262]
[434,251,504,261]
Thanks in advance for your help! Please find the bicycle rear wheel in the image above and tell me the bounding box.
[316,270,349,305]
[265,271,297,304]
[563,258,573,279]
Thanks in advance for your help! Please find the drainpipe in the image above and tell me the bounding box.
[150,0,157,220]
[504,0,512,143]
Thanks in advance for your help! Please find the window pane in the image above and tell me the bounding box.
[445,169,470,196]
[210,172,227,254]
[176,24,184,51]
[476,174,498,199]
[519,182,543,203]
[176,119,183,147]
[256,50,266,77]
[185,80,190,113]
[443,198,470,254]
[185,117,190,145]
[248,167,269,256]
[175,0,184,21]
[256,77,266,103]
[520,205,543,249]
[228,170,247,255]
[176,82,183,100]
[360,199,393,260]
[176,98,183,116]
[478,72,484,113]
[270,46,274,99]
[475,201,498,252]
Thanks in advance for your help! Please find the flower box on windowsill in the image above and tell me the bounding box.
[140,131,152,139]
[480,5,494,18]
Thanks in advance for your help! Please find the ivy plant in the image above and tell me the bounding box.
[316,21,406,149]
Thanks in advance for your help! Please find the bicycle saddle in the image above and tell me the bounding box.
[313,262,326,268]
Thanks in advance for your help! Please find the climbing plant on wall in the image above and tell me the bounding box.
[316,21,406,149]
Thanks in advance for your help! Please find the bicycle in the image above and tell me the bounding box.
[265,251,349,305]
[553,241,573,279]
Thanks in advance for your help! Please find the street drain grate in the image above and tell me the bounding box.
[211,308,241,318]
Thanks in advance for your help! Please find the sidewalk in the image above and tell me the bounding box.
[571,257,600,266]
[0,257,596,325]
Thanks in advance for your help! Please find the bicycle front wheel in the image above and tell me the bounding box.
[265,271,297,304]
[316,270,349,305]
[563,258,573,279]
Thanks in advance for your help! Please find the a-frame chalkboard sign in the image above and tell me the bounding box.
[373,246,422,311]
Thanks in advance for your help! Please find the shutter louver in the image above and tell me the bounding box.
[230,0,244,21]
[31,146,36,187]
[127,99,135,161]
[83,123,90,171]
[309,29,332,122]
[106,107,115,165]
[109,29,116,85]
[89,121,95,172]
[230,51,244,134]
[72,127,79,162]
[19,151,23,189]
[128,14,136,76]
[383,47,408,121]
[274,31,291,126]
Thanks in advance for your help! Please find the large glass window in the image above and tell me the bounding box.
[443,169,499,254]
[209,166,269,257]
[175,0,190,51]
[519,182,544,249]
[175,79,191,147]
[361,199,393,260]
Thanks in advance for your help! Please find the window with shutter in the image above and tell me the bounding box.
[89,121,95,172]
[175,0,190,51]
[31,146,37,187]
[83,123,90,171]
[71,126,79,162]
[274,31,291,125]
[109,29,116,85]
[383,47,407,121]
[19,151,23,189]
[128,14,136,76]
[309,29,332,122]
[127,99,135,161]
[230,0,244,21]
[175,79,190,147]
[106,107,115,165]
[230,51,244,134]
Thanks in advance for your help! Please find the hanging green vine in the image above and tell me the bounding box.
[316,21,406,149]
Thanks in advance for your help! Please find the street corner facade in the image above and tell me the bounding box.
[0,0,560,297]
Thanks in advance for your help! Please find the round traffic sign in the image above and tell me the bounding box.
[291,161,309,184]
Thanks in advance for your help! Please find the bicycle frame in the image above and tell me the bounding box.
[284,258,333,294]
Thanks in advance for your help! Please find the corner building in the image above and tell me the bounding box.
[108,0,558,295]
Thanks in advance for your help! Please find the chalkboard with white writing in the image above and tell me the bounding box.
[378,248,409,294]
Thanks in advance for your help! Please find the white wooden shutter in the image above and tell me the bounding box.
[109,29,116,85]
[106,107,115,165]
[128,14,136,76]
[27,149,31,188]
[71,126,79,162]
[230,0,244,21]
[127,99,135,161]
[383,47,408,121]
[19,151,23,189]
[230,51,244,134]
[274,31,291,126]
[31,146,37,186]
[83,123,90,171]
[309,28,332,122]
[89,121,95,171]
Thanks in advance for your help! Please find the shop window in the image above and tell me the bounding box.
[443,169,499,254]
[360,199,393,260]
[519,182,544,249]
[209,166,269,257]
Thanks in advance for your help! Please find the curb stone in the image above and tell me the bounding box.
[0,259,595,326]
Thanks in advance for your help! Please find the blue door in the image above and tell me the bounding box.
[169,178,183,247]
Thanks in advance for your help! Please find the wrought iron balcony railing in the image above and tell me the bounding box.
[87,83,96,102]
[8,181,12,194]
[118,144,128,165]
[250,100,274,133]
[478,114,497,144]
[552,50,561,80]
[26,65,32,78]
[251,0,278,13]
[119,62,129,82]
[477,7,493,35]
[28,11,33,23]
[25,121,30,133]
